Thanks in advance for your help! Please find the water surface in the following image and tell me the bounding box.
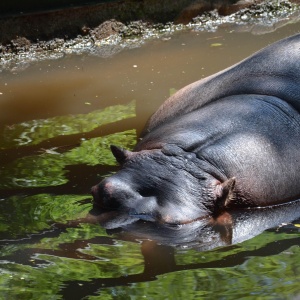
[1,23,300,299]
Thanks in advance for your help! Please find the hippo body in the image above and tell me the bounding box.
[92,34,300,225]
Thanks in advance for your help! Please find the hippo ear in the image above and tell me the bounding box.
[110,145,131,165]
[215,177,236,210]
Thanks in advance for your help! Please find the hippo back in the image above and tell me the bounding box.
[143,34,300,135]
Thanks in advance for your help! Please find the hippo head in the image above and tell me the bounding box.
[91,144,235,225]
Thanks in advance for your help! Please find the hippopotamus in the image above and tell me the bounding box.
[91,34,300,225]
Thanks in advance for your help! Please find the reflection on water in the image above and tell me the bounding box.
[1,101,136,148]
[1,24,300,299]
[1,101,136,189]
[89,200,300,251]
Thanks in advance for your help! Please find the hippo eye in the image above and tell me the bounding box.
[138,188,154,198]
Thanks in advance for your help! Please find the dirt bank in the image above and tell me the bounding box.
[1,0,299,72]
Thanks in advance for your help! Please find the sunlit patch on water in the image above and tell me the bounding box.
[1,101,136,148]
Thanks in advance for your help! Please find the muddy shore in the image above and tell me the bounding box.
[1,0,300,72]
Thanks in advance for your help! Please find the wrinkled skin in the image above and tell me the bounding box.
[91,34,300,225]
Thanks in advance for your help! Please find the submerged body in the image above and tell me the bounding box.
[92,34,300,225]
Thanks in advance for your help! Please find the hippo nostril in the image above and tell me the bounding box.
[91,177,140,211]
[90,182,121,211]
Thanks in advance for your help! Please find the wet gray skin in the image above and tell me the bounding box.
[92,34,300,225]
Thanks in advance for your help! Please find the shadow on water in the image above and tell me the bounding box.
[1,24,300,299]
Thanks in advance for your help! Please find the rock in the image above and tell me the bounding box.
[90,20,126,41]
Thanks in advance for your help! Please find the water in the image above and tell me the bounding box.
[1,23,300,299]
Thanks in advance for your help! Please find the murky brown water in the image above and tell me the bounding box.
[1,23,300,299]
[1,24,299,132]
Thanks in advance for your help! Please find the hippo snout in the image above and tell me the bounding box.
[90,185,102,208]
[91,177,143,211]
[91,179,121,210]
